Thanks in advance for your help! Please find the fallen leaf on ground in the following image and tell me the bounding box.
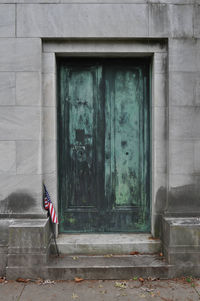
[0,277,6,283]
[42,279,55,285]
[16,278,30,283]
[151,277,159,281]
[72,256,79,260]
[104,254,113,257]
[185,276,193,283]
[74,277,84,283]
[130,251,140,255]
[115,281,127,289]
[148,236,158,240]
[159,252,163,257]
[72,293,79,299]
[139,277,145,283]
[35,278,43,285]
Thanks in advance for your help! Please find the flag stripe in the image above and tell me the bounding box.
[43,185,58,224]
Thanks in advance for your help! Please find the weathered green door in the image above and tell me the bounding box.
[58,58,150,233]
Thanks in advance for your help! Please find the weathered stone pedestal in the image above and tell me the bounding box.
[6,218,51,279]
[162,217,200,277]
[0,219,15,276]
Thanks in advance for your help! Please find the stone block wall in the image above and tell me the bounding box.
[0,36,43,217]
[0,0,199,276]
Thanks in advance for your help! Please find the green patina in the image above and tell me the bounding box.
[57,58,150,233]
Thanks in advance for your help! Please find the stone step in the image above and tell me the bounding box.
[51,234,161,255]
[7,254,171,280]
[45,254,170,280]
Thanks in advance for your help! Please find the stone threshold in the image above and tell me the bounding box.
[51,233,161,255]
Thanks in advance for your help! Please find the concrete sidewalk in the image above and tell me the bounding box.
[0,278,200,301]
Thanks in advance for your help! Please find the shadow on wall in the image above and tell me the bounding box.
[167,183,200,214]
[155,181,200,236]
[154,186,167,237]
[0,191,36,213]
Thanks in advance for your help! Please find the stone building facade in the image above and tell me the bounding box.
[0,0,200,279]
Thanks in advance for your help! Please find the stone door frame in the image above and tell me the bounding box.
[42,39,168,236]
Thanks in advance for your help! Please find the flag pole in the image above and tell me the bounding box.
[43,184,59,257]
[50,219,60,257]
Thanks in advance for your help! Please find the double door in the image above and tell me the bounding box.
[58,58,150,232]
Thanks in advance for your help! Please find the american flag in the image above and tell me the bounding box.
[43,185,58,224]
